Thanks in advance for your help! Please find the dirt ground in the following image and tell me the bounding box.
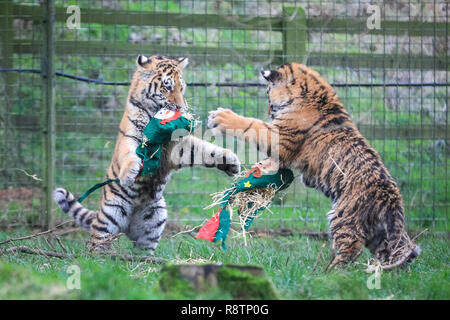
[0,187,40,209]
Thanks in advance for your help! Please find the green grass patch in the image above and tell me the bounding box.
[0,227,448,300]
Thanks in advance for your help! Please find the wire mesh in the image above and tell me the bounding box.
[0,0,448,234]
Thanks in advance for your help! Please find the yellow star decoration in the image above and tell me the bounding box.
[244,181,252,188]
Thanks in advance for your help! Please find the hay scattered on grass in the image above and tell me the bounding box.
[365,258,383,274]
[172,248,217,265]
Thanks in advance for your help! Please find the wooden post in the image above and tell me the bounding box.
[0,0,15,187]
[41,0,55,229]
[282,5,307,65]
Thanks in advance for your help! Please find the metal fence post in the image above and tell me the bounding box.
[41,0,55,229]
[0,0,15,186]
[282,5,307,64]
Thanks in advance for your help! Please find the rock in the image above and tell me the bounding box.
[159,264,279,299]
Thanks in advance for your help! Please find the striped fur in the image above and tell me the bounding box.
[54,55,240,252]
[208,63,420,269]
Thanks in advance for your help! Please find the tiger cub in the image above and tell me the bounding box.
[208,63,420,269]
[54,55,240,252]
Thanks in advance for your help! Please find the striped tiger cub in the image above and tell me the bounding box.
[208,63,420,270]
[54,55,240,252]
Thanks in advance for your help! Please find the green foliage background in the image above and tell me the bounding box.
[0,0,448,233]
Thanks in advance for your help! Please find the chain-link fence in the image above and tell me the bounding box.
[0,0,448,234]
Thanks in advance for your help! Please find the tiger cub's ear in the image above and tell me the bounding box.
[177,57,189,70]
[136,55,150,67]
[261,69,281,83]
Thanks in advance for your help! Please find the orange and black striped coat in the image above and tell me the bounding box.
[208,63,420,269]
[54,55,240,252]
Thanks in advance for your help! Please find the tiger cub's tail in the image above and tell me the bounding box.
[53,187,97,230]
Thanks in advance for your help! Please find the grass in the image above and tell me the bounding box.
[0,227,448,300]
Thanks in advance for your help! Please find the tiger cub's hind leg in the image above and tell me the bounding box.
[127,197,168,252]
[89,184,133,252]
[326,218,366,271]
[365,225,390,263]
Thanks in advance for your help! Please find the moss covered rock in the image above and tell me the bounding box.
[158,264,194,299]
[159,264,279,299]
[217,265,279,299]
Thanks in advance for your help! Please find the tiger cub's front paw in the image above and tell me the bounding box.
[207,108,239,133]
[119,156,142,187]
[217,150,241,176]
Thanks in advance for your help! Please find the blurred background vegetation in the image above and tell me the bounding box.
[0,0,448,234]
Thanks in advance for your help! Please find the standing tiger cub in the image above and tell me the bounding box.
[54,55,240,252]
[208,63,420,270]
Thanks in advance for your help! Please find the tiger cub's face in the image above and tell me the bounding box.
[260,63,298,121]
[130,55,189,115]
[261,63,336,121]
